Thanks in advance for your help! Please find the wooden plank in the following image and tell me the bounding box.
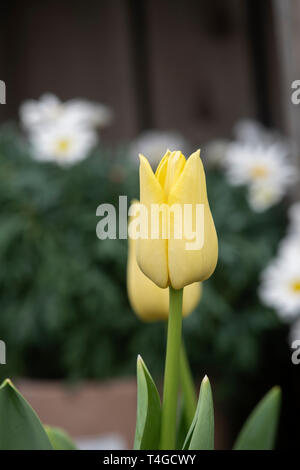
[145,0,256,143]
[273,0,300,174]
[0,0,139,140]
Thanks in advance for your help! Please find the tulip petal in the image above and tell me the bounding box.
[128,201,201,320]
[128,236,201,320]
[156,150,186,197]
[136,154,169,288]
[183,282,202,316]
[168,150,218,289]
[128,228,169,321]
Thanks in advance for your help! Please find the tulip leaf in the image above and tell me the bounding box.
[176,400,190,449]
[0,379,53,450]
[45,425,77,450]
[233,386,281,450]
[183,375,214,450]
[177,343,197,449]
[134,355,161,450]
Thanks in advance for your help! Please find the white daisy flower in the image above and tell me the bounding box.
[259,243,300,319]
[248,180,284,212]
[130,130,188,168]
[278,234,300,259]
[224,119,297,211]
[29,122,97,166]
[233,119,281,146]
[224,140,296,211]
[62,99,113,129]
[225,142,293,187]
[20,93,112,131]
[20,94,63,130]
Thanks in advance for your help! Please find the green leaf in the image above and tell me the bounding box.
[183,375,214,450]
[176,399,191,449]
[233,386,281,450]
[0,379,53,450]
[45,425,77,450]
[134,355,161,450]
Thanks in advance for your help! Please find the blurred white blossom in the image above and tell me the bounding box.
[261,200,300,318]
[62,99,113,129]
[20,93,113,131]
[233,119,281,146]
[248,181,285,212]
[203,139,230,167]
[225,142,294,189]
[130,130,188,168]
[259,242,300,319]
[20,94,63,130]
[29,121,97,166]
[224,120,296,211]
[20,93,112,165]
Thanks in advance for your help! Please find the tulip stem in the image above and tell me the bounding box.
[180,341,197,427]
[160,286,183,450]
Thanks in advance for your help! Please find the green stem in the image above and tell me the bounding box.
[160,286,183,450]
[180,341,197,427]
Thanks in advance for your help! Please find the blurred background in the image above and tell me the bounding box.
[0,0,299,449]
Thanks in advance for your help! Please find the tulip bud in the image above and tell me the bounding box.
[136,150,218,289]
[127,201,202,321]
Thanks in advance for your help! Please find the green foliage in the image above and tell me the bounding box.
[0,126,287,386]
[0,378,52,449]
[0,125,144,381]
[183,376,214,450]
[45,425,77,450]
[233,386,281,450]
[184,170,287,397]
[134,356,161,450]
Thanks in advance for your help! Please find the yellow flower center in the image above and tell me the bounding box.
[155,150,186,197]
[250,165,269,179]
[56,138,71,154]
[290,280,300,293]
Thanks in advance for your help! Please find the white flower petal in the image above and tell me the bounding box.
[260,242,300,318]
[29,122,98,165]
[224,122,296,211]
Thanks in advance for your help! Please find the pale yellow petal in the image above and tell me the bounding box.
[182,282,202,317]
[127,229,169,321]
[127,239,201,320]
[136,154,169,288]
[167,150,218,289]
[128,201,202,320]
[155,149,171,185]
[156,150,186,197]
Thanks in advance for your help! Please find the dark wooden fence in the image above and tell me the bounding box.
[0,0,284,143]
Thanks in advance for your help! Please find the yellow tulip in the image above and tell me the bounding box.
[136,149,218,289]
[127,201,202,321]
